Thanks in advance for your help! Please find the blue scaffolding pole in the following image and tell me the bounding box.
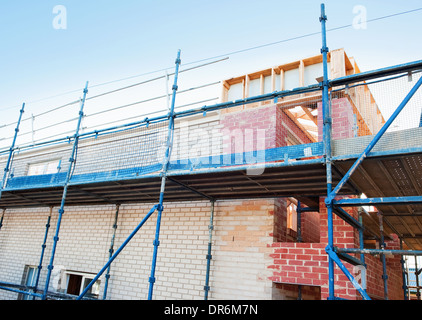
[148,49,181,300]
[327,73,422,204]
[42,81,89,300]
[400,239,408,300]
[204,200,215,300]
[378,213,389,299]
[102,204,120,300]
[77,205,159,300]
[325,246,370,300]
[319,3,336,300]
[320,2,369,300]
[319,1,422,300]
[77,50,182,301]
[32,207,53,299]
[1,4,422,301]
[0,103,25,200]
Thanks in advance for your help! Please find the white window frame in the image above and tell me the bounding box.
[27,159,61,176]
[21,265,37,300]
[287,201,297,232]
[62,270,101,299]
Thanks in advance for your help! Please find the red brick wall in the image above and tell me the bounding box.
[272,198,288,242]
[318,97,355,141]
[220,104,314,154]
[363,234,404,300]
[301,211,320,243]
[220,102,404,300]
[268,242,328,289]
[221,105,283,153]
[268,198,404,300]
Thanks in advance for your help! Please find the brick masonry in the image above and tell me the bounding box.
[0,199,280,300]
[268,198,404,300]
[0,100,406,300]
[318,97,355,141]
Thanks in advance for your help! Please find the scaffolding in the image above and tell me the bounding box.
[0,3,422,300]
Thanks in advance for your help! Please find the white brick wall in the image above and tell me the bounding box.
[5,112,224,183]
[0,108,279,300]
[0,199,276,300]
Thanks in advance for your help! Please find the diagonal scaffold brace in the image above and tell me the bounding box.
[77,204,159,300]
[325,246,371,300]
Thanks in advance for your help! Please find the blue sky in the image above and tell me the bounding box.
[0,0,421,140]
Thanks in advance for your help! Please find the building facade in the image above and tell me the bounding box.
[0,49,406,300]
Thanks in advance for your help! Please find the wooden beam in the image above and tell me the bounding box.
[271,68,276,92]
[280,69,285,91]
[299,60,305,87]
[283,109,317,143]
[300,106,318,125]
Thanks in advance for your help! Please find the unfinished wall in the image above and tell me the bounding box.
[317,97,356,141]
[211,200,276,299]
[268,198,404,300]
[220,104,282,154]
[272,283,321,300]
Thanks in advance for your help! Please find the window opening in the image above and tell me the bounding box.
[27,159,61,176]
[20,265,37,300]
[64,271,100,299]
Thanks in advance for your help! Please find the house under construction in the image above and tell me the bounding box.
[0,4,422,300]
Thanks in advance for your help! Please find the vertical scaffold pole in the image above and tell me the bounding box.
[400,239,408,300]
[204,200,215,300]
[148,50,181,300]
[42,81,89,300]
[0,103,25,199]
[297,201,302,243]
[378,213,388,299]
[416,256,421,300]
[33,207,53,299]
[358,210,366,266]
[320,3,334,300]
[358,210,367,295]
[103,204,120,300]
[0,103,25,237]
[405,256,411,299]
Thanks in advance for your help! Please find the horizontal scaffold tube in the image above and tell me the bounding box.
[329,59,422,87]
[333,196,422,207]
[335,247,422,256]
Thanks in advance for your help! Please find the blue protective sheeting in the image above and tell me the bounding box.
[168,142,323,171]
[2,142,323,191]
[6,172,68,190]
